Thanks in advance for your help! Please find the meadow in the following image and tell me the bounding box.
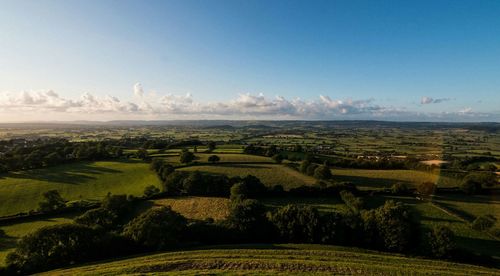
[0,160,161,216]
[40,244,500,275]
[179,164,317,189]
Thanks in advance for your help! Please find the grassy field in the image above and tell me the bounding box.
[0,213,78,265]
[161,153,272,166]
[433,195,500,228]
[135,196,231,221]
[179,164,317,189]
[0,160,161,217]
[40,244,500,275]
[333,168,460,189]
[261,197,347,213]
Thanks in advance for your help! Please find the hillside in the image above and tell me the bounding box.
[41,244,500,275]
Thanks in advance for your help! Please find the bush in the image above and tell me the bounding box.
[313,165,332,180]
[428,225,456,259]
[5,224,101,274]
[75,208,118,230]
[122,206,187,250]
[471,214,497,231]
[38,190,66,212]
[391,183,409,195]
[269,204,321,243]
[416,182,436,196]
[226,199,272,242]
[340,190,364,213]
[208,155,220,163]
[143,185,160,197]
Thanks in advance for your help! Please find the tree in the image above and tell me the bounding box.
[75,208,118,230]
[230,183,249,201]
[182,171,204,194]
[136,148,149,160]
[207,142,216,152]
[428,226,456,258]
[313,165,332,180]
[306,163,319,176]
[272,154,284,164]
[122,206,187,250]
[299,160,310,173]
[179,149,195,164]
[416,182,436,196]
[226,199,272,241]
[391,183,409,195]
[143,185,160,197]
[163,171,186,195]
[38,190,66,212]
[340,190,364,213]
[101,194,131,217]
[6,224,100,273]
[208,155,220,163]
[269,204,322,243]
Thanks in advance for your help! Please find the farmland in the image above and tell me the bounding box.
[0,160,160,216]
[179,164,317,189]
[40,244,500,275]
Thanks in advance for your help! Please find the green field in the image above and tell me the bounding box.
[0,160,161,217]
[40,244,500,275]
[163,153,273,165]
[333,168,460,189]
[0,214,78,265]
[433,195,500,228]
[179,164,317,189]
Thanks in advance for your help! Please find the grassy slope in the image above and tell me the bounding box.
[41,244,500,276]
[333,168,459,189]
[433,194,500,228]
[179,164,316,189]
[0,160,160,216]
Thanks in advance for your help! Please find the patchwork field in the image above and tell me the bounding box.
[333,168,460,189]
[179,164,317,189]
[40,244,500,275]
[0,160,161,217]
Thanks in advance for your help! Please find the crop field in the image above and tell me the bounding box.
[0,214,78,265]
[140,196,231,221]
[162,153,272,165]
[0,160,161,217]
[333,168,460,189]
[179,164,317,189]
[40,244,500,275]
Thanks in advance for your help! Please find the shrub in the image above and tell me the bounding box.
[75,208,118,230]
[5,224,101,274]
[208,155,220,163]
[122,206,187,250]
[313,165,332,180]
[38,190,66,212]
[428,225,456,259]
[143,185,160,197]
[416,182,436,196]
[340,190,364,213]
[391,183,409,195]
[471,214,497,231]
[269,204,321,243]
[226,199,272,242]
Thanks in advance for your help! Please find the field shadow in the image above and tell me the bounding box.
[333,175,413,188]
[0,232,18,251]
[435,195,500,205]
[456,236,500,257]
[5,163,122,185]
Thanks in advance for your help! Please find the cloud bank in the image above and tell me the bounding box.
[0,85,497,122]
[421,96,451,104]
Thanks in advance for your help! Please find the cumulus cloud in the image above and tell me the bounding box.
[0,85,496,121]
[421,96,451,105]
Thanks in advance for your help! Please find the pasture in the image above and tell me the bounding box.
[140,196,231,221]
[179,164,317,189]
[162,153,272,165]
[0,160,161,217]
[40,244,500,275]
[333,168,460,189]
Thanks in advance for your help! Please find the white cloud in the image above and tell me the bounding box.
[421,96,452,105]
[0,86,497,122]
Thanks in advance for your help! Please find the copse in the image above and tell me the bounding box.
[179,149,195,164]
[340,190,364,213]
[269,204,322,243]
[416,182,436,196]
[313,165,332,180]
[226,199,273,242]
[208,154,220,163]
[122,206,187,250]
[38,190,66,212]
[428,225,456,259]
[75,208,118,230]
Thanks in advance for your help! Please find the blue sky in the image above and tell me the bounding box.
[0,0,499,121]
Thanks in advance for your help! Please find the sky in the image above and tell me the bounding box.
[0,0,499,122]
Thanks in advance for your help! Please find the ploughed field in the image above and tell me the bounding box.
[0,160,161,217]
[40,244,500,275]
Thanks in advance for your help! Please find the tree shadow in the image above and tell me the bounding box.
[456,236,500,257]
[333,175,414,188]
[4,163,122,185]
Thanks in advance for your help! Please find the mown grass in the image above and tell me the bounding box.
[333,168,460,189]
[40,244,500,275]
[0,160,161,217]
[134,196,231,221]
[179,164,316,189]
